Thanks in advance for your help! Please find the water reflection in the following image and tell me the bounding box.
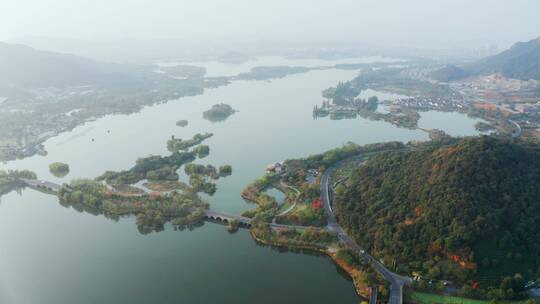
[252,236,361,296]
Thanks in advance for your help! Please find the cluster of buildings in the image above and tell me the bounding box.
[266,162,320,185]
[473,102,518,115]
[452,74,540,105]
[473,102,540,116]
[390,96,467,112]
[515,103,540,114]
[305,169,319,184]
[266,162,285,174]
[466,74,538,92]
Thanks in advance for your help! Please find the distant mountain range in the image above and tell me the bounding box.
[431,36,540,81]
[0,42,148,89]
[0,41,231,162]
[10,36,254,64]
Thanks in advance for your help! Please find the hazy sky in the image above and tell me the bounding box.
[2,0,540,48]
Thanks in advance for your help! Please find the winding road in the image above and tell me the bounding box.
[321,155,411,304]
[276,181,301,217]
[369,286,378,304]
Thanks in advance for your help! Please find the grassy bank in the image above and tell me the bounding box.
[409,291,530,304]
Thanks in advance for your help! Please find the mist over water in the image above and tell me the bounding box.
[1,1,538,303]
[3,0,540,61]
[1,57,483,303]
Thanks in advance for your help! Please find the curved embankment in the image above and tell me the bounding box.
[249,228,371,299]
[276,181,300,217]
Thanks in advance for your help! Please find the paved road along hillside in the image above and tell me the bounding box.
[320,155,411,304]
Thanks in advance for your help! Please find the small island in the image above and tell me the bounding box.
[218,165,232,177]
[176,120,188,127]
[202,103,236,122]
[49,162,70,178]
[60,179,209,234]
[313,83,420,129]
[55,132,232,234]
[161,65,206,78]
[167,133,213,152]
[236,66,311,80]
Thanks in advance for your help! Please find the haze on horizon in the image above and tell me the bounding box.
[2,0,540,51]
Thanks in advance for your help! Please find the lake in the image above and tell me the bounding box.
[157,55,405,77]
[0,58,483,304]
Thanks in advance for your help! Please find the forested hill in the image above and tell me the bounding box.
[468,36,540,81]
[335,136,540,299]
[0,42,147,88]
[431,36,540,81]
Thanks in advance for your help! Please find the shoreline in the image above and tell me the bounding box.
[249,228,371,300]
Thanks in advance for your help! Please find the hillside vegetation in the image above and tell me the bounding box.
[0,42,146,88]
[429,65,471,82]
[431,36,540,81]
[468,37,540,81]
[335,136,540,300]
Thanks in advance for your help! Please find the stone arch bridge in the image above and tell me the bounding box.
[203,210,252,227]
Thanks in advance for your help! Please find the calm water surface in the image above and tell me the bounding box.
[158,55,404,77]
[0,59,482,304]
